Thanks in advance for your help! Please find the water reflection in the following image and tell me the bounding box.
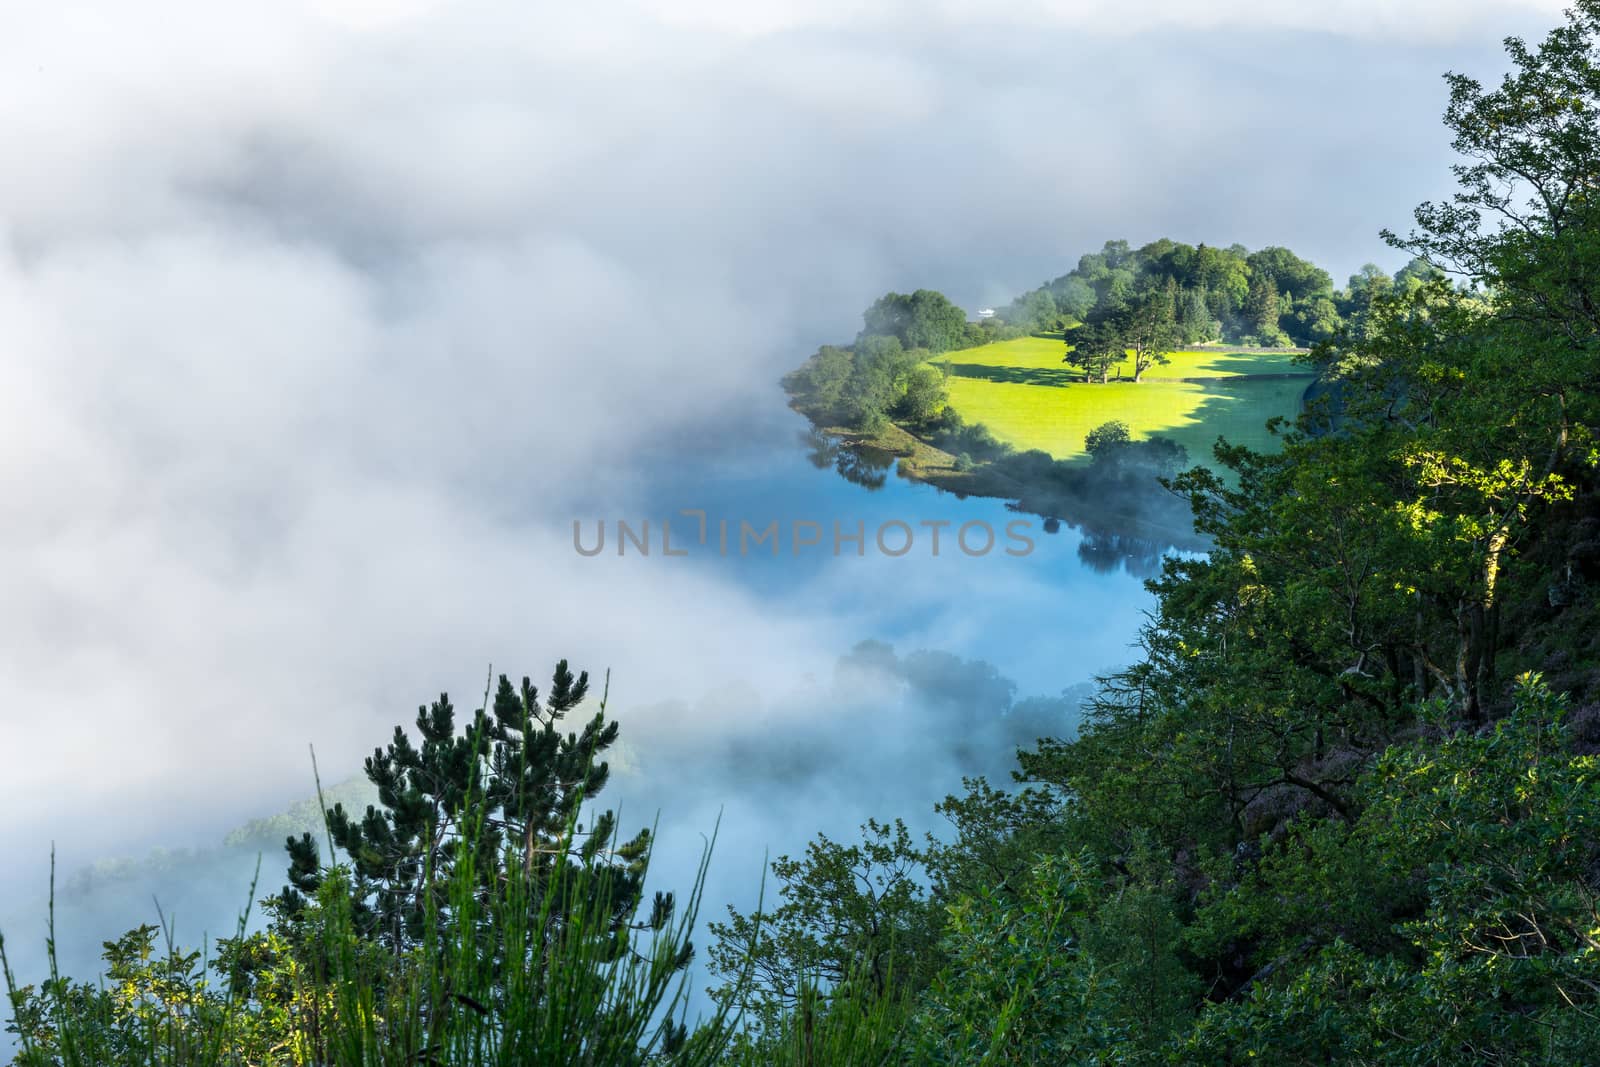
[801,428,895,490]
[801,428,1199,573]
[1077,530,1172,578]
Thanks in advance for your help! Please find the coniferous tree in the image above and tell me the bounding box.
[1180,286,1216,344]
[1243,272,1282,342]
[1064,320,1121,383]
[278,661,672,962]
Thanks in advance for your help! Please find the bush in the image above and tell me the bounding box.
[912,854,1124,1064]
[935,421,1012,464]
[997,449,1059,483]
[1084,420,1131,460]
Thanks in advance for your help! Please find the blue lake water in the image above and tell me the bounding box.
[593,402,1168,694]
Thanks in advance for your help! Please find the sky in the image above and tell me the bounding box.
[0,0,1571,928]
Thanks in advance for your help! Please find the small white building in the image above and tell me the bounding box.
[975,307,996,319]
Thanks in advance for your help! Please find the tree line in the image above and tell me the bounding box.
[1003,236,1450,349]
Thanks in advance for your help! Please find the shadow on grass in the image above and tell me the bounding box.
[945,362,1084,387]
[1154,377,1314,462]
[946,362,1313,389]
[1141,372,1316,384]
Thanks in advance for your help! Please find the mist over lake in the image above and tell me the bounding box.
[0,394,1151,998]
[6,1,1592,1062]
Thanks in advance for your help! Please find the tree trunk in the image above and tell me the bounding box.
[1466,601,1485,721]
[1455,598,1481,722]
[1413,599,1428,699]
[1483,526,1509,610]
[1468,527,1510,714]
[1384,645,1405,709]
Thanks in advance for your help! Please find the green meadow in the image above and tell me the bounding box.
[934,336,1314,463]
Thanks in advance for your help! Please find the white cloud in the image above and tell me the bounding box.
[636,0,1564,42]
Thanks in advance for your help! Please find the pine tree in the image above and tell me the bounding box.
[277,661,671,960]
[1244,272,1281,342]
[1180,286,1215,344]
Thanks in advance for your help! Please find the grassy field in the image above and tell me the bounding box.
[934,336,1314,463]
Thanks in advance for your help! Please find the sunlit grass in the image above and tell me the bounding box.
[934,337,1313,463]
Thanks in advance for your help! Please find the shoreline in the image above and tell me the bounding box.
[794,402,1212,551]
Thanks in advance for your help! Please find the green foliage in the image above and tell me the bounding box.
[1001,237,1343,346]
[860,290,970,354]
[1246,246,1332,305]
[1063,319,1123,383]
[1242,271,1285,345]
[1067,278,1182,383]
[1003,289,1063,334]
[895,365,948,424]
[781,344,853,415]
[782,332,949,433]
[932,418,1011,464]
[4,916,259,1067]
[719,973,910,1067]
[1183,677,1600,1065]
[1053,276,1097,322]
[1285,293,1340,344]
[911,854,1122,1065]
[707,819,938,1042]
[223,776,377,853]
[1084,419,1131,458]
[1079,836,1200,1052]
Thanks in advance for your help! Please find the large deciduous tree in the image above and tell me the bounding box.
[1123,280,1181,382]
[860,289,970,354]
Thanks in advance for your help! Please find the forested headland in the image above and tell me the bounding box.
[783,236,1461,549]
[12,3,1600,1064]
